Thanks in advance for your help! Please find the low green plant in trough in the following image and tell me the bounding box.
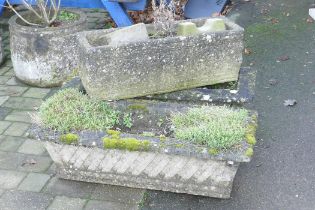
[171,106,249,150]
[39,88,120,132]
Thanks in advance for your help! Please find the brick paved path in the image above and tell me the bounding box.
[0,9,145,210]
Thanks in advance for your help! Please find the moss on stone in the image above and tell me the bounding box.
[124,138,142,151]
[245,119,257,145]
[245,148,254,157]
[246,134,257,145]
[174,144,184,148]
[60,133,79,145]
[142,132,155,137]
[159,135,166,142]
[208,148,219,155]
[142,140,151,150]
[107,129,121,136]
[103,137,151,151]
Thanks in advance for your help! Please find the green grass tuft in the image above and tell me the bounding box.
[171,106,248,150]
[39,88,120,132]
[57,10,79,21]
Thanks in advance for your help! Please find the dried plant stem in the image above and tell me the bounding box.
[4,0,61,27]
[151,0,176,36]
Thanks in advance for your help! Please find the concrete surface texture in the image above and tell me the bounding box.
[142,0,315,209]
[78,18,243,100]
[9,10,87,87]
[0,9,146,210]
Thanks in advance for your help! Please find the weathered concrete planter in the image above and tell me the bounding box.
[9,10,87,87]
[142,67,257,105]
[53,67,256,107]
[30,101,257,199]
[77,17,244,100]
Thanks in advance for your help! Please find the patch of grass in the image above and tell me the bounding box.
[104,22,113,29]
[39,88,120,132]
[171,106,248,150]
[123,113,133,128]
[57,10,79,21]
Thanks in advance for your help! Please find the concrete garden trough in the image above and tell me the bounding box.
[9,10,87,87]
[53,66,256,108]
[77,17,244,100]
[29,100,257,199]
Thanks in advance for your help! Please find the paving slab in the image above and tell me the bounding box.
[23,87,51,99]
[18,172,51,192]
[0,136,25,152]
[0,169,27,189]
[45,163,57,176]
[17,155,52,173]
[47,196,86,210]
[0,107,12,120]
[0,189,4,196]
[2,97,42,110]
[0,190,54,210]
[0,76,11,85]
[0,86,28,96]
[0,121,11,134]
[5,110,35,123]
[43,177,96,199]
[4,122,30,136]
[3,70,14,77]
[91,184,146,205]
[18,139,46,155]
[85,200,138,210]
[0,96,9,106]
[0,67,11,75]
[0,151,24,170]
[6,77,27,86]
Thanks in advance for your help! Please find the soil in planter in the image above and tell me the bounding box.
[129,0,188,24]
[17,10,80,28]
[204,81,238,90]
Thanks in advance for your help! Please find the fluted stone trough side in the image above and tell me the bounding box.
[77,17,244,100]
[45,142,240,198]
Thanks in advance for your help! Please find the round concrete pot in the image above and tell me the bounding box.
[8,10,87,87]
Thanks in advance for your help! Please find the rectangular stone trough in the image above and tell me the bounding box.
[77,18,244,100]
[29,101,257,199]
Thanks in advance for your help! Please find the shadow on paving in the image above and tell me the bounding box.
[143,0,315,209]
